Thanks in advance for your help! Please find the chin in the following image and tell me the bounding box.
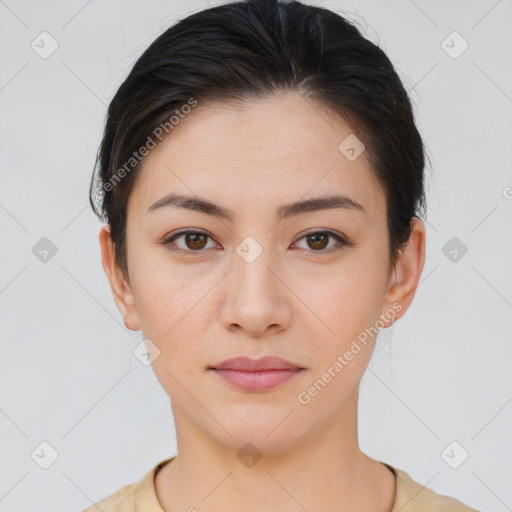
[208,406,307,453]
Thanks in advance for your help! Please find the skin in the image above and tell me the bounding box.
[99,92,426,512]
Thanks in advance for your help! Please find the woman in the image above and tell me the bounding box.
[85,0,478,510]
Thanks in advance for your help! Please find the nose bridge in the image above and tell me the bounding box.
[233,233,278,296]
[222,232,290,334]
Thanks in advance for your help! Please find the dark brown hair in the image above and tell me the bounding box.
[89,0,428,279]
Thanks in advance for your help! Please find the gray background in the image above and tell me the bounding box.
[1,0,511,510]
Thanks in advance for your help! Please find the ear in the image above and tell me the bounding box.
[99,223,141,331]
[381,217,426,326]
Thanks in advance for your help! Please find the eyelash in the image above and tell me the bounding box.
[161,229,350,256]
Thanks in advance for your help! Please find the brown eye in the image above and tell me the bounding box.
[184,232,208,250]
[294,230,347,253]
[163,229,348,256]
[163,230,215,254]
[306,233,329,250]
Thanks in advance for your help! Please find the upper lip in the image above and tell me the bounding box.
[210,356,304,371]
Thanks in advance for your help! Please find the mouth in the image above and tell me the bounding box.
[208,356,305,392]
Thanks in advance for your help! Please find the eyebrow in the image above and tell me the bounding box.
[147,192,364,220]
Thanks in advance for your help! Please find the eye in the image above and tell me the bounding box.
[162,229,350,256]
[293,229,348,253]
[162,230,218,255]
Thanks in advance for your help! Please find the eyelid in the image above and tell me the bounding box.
[161,228,351,255]
[161,229,218,254]
[293,228,349,253]
[297,227,347,242]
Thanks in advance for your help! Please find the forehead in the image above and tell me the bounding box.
[127,93,385,222]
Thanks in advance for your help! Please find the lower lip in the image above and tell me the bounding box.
[211,368,303,392]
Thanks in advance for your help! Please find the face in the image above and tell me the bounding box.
[101,92,424,454]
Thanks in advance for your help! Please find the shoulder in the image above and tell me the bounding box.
[81,457,174,512]
[82,481,137,512]
[389,464,480,511]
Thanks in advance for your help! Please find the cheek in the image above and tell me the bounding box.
[134,271,207,397]
[294,274,381,411]
[129,251,201,345]
[301,263,384,338]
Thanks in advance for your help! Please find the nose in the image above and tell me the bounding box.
[220,245,293,338]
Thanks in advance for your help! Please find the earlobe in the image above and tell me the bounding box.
[99,223,141,331]
[382,217,426,325]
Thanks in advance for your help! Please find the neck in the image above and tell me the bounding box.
[155,393,396,512]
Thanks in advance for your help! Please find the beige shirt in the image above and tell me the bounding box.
[83,457,479,511]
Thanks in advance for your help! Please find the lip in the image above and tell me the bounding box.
[209,356,305,392]
[211,356,303,371]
